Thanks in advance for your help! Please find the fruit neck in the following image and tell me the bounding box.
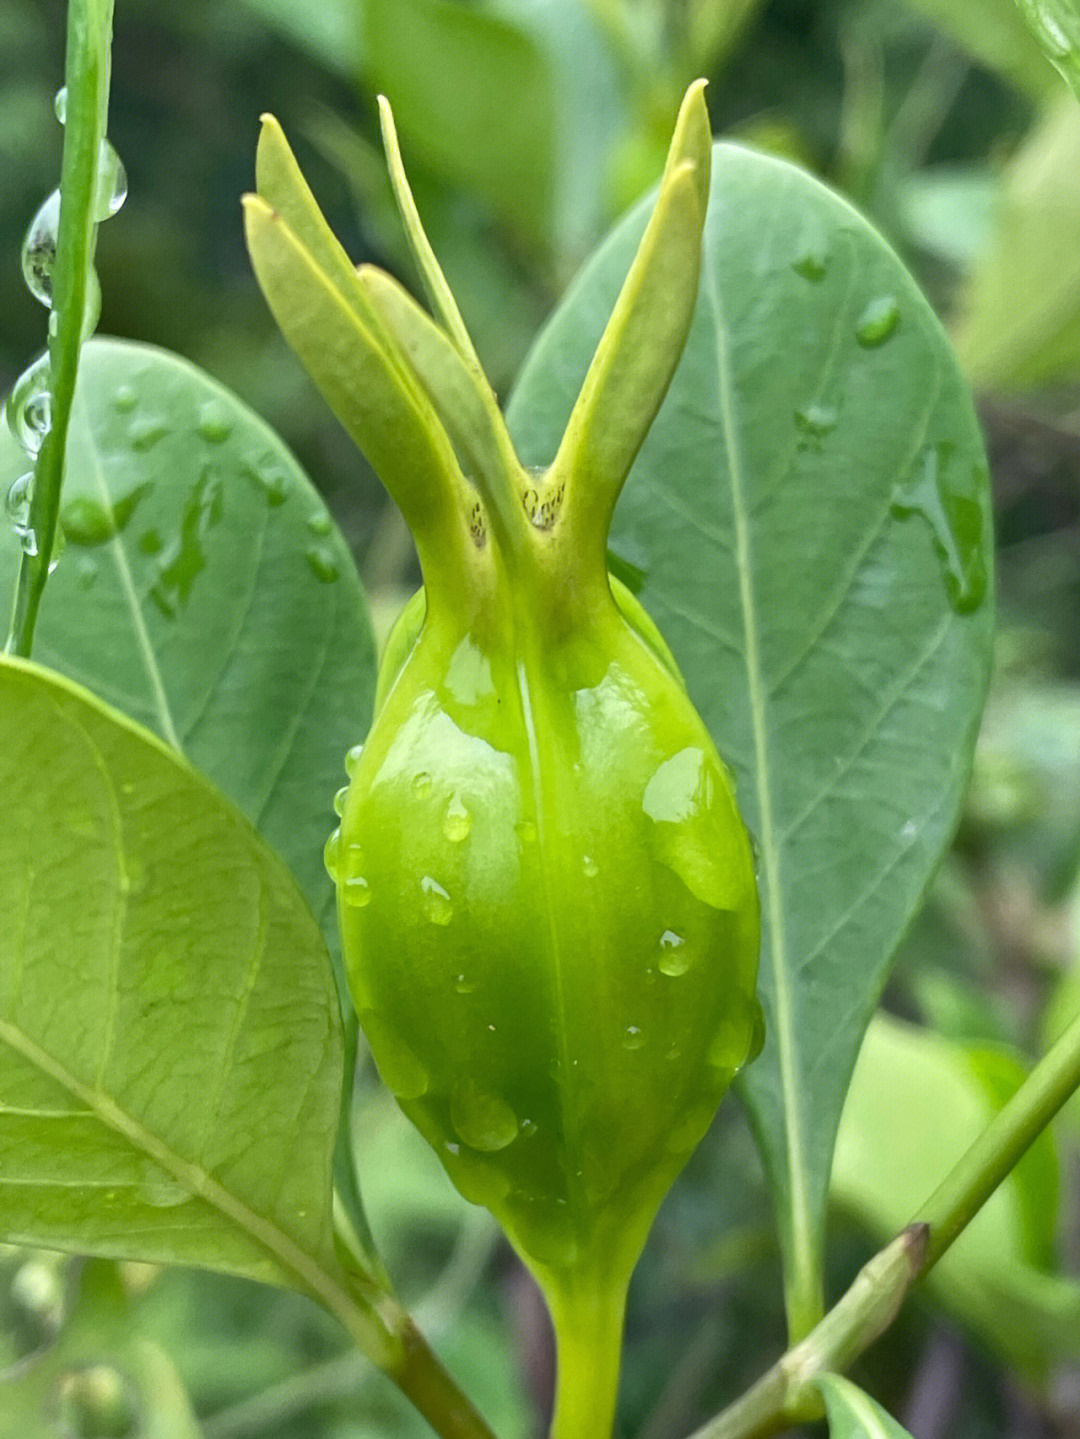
[546,1271,629,1439]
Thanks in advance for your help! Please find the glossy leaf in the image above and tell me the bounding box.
[816,1373,914,1439]
[955,99,1080,388]
[0,657,344,1290]
[509,142,995,1333]
[0,339,376,957]
[834,1013,1080,1375]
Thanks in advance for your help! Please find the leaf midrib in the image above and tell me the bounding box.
[702,250,814,1300]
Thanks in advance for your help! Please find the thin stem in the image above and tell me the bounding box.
[694,1005,1080,1439]
[7,0,112,656]
[917,1005,1080,1269]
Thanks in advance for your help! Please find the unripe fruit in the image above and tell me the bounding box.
[247,80,761,1438]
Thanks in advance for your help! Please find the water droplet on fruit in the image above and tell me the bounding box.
[21,190,60,306]
[443,794,471,842]
[454,972,477,995]
[343,874,371,907]
[658,930,691,976]
[421,876,453,925]
[358,1009,429,1098]
[582,854,598,878]
[623,1025,645,1050]
[451,1078,518,1151]
[855,295,900,348]
[323,828,340,881]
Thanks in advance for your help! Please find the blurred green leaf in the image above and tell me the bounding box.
[817,1372,914,1439]
[0,339,377,963]
[1015,0,1080,99]
[901,0,1058,100]
[510,140,995,1335]
[360,0,556,247]
[834,1012,1080,1375]
[233,0,362,76]
[0,657,343,1287]
[0,1261,203,1439]
[955,99,1080,388]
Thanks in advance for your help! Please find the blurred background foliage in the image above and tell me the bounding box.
[4,1,1080,1436]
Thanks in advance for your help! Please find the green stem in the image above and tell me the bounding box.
[917,1005,1080,1269]
[695,1004,1080,1439]
[6,0,112,657]
[547,1278,627,1439]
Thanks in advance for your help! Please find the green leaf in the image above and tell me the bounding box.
[901,0,1058,101]
[0,339,377,959]
[1015,0,1080,98]
[834,1013,1080,1375]
[954,99,1080,388]
[509,143,995,1334]
[0,657,346,1293]
[360,0,556,245]
[816,1373,914,1439]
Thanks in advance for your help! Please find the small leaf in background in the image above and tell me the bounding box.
[0,657,342,1289]
[901,0,1058,101]
[0,338,377,963]
[509,141,995,1335]
[1015,0,1080,98]
[833,1013,1080,1376]
[954,99,1080,389]
[816,1372,915,1439]
[0,1260,202,1439]
[360,0,556,248]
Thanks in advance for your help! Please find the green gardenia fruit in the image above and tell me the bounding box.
[246,81,761,1439]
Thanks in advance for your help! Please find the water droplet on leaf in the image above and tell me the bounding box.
[112,384,137,413]
[794,403,837,437]
[306,544,338,583]
[855,295,900,348]
[54,86,67,124]
[345,743,364,777]
[891,441,987,613]
[623,1025,645,1050]
[333,785,349,817]
[196,400,232,443]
